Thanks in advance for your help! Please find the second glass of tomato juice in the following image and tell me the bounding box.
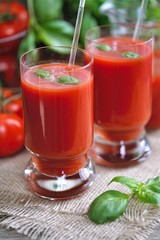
[85,24,153,167]
[20,46,95,200]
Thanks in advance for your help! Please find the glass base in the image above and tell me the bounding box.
[88,131,151,167]
[24,158,95,200]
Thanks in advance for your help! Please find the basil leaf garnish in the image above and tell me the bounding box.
[121,51,140,58]
[109,176,141,193]
[34,68,52,79]
[96,44,112,51]
[88,190,129,224]
[56,76,80,85]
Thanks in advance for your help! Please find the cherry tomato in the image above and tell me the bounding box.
[4,98,23,118]
[0,1,29,39]
[0,113,24,157]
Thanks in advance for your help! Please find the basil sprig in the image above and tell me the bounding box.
[121,51,140,58]
[88,176,160,224]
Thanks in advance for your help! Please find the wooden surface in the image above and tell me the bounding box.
[0,225,159,239]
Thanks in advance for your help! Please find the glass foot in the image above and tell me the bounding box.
[24,158,95,200]
[88,131,151,167]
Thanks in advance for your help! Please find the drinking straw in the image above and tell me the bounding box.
[68,0,86,67]
[133,0,148,39]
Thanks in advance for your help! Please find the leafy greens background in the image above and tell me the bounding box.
[19,0,160,56]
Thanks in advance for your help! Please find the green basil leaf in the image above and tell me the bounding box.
[18,29,36,58]
[34,0,63,23]
[109,176,141,193]
[34,68,52,79]
[36,25,72,54]
[80,12,97,46]
[121,51,140,58]
[42,20,74,36]
[96,44,112,51]
[56,76,80,85]
[145,176,160,186]
[138,189,160,206]
[88,190,129,224]
[142,176,160,193]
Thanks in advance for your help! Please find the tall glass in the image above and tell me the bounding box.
[85,24,153,167]
[20,46,95,200]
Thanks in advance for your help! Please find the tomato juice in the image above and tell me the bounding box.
[21,63,93,176]
[87,37,152,142]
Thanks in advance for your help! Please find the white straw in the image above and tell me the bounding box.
[68,0,86,67]
[133,0,148,40]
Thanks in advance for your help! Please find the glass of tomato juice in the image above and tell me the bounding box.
[85,23,153,167]
[20,46,95,200]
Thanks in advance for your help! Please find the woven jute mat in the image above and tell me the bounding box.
[0,130,160,240]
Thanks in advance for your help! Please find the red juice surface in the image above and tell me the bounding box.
[21,63,93,175]
[87,37,152,142]
[147,49,160,129]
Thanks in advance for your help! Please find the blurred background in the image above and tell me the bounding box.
[19,0,160,55]
[1,0,160,88]
[1,0,160,85]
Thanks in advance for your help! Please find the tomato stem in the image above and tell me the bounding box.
[27,0,37,27]
[0,0,16,22]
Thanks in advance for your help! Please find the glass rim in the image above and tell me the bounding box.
[85,23,153,46]
[0,30,27,44]
[20,45,94,72]
[143,21,160,29]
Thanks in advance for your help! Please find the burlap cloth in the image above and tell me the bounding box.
[1,130,160,240]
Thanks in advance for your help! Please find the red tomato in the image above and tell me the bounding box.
[3,89,13,98]
[0,113,24,157]
[0,1,29,39]
[0,53,19,87]
[4,98,23,118]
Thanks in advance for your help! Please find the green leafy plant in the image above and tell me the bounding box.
[18,0,74,56]
[88,176,160,224]
[145,0,160,20]
[18,0,109,57]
